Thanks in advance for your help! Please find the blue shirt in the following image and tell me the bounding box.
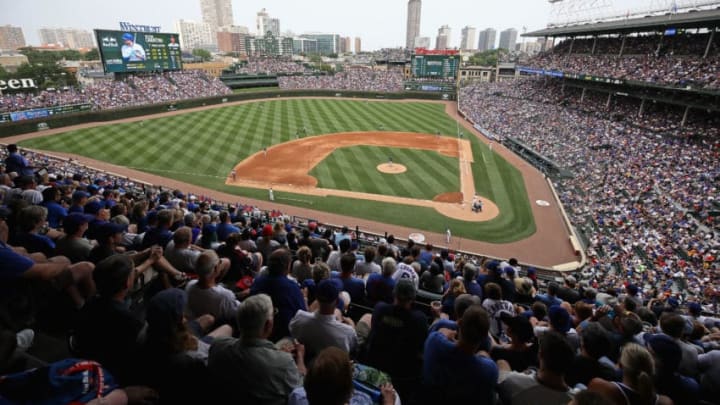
[0,240,34,279]
[43,200,68,229]
[250,274,307,341]
[216,223,241,242]
[423,331,498,403]
[335,273,366,305]
[142,226,173,249]
[5,152,33,176]
[535,293,563,308]
[14,232,55,258]
[365,273,395,305]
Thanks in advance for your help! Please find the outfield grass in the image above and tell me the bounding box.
[20,98,536,242]
[310,146,460,199]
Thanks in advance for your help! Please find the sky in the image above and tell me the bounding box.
[0,0,690,51]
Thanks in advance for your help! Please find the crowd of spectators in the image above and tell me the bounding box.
[2,141,720,404]
[460,78,719,312]
[527,32,720,89]
[235,58,310,75]
[279,68,405,92]
[0,70,232,114]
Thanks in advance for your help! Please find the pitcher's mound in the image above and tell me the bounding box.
[433,192,463,203]
[377,163,407,174]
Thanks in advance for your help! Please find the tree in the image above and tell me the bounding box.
[82,48,100,60]
[192,49,212,62]
[466,49,507,67]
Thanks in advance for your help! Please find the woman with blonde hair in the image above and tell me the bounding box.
[588,343,672,405]
[441,279,467,319]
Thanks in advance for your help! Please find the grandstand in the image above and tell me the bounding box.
[1,5,719,405]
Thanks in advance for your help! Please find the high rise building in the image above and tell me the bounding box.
[300,33,340,55]
[414,36,430,49]
[39,28,94,49]
[460,26,476,51]
[406,0,421,49]
[0,25,26,50]
[354,37,361,53]
[175,19,216,51]
[218,25,249,35]
[498,28,518,51]
[435,25,451,50]
[217,31,247,54]
[256,9,280,37]
[245,34,293,57]
[477,28,496,51]
[339,36,352,54]
[293,37,318,54]
[200,0,233,33]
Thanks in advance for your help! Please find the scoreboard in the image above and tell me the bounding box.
[411,54,459,79]
[95,29,183,73]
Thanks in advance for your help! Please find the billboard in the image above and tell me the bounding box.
[95,29,182,73]
[0,104,92,124]
[411,54,459,79]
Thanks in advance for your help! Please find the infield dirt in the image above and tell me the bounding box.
[225,131,499,222]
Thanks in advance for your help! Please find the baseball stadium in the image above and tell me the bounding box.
[0,1,719,404]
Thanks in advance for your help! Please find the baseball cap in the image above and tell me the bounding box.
[504,266,515,277]
[644,333,682,371]
[84,200,105,215]
[122,33,134,41]
[316,279,339,303]
[308,221,317,231]
[501,313,534,343]
[147,288,186,327]
[627,284,639,295]
[548,305,572,334]
[72,190,90,201]
[688,302,702,315]
[486,260,500,273]
[262,223,273,237]
[526,267,536,276]
[97,222,126,240]
[63,213,93,234]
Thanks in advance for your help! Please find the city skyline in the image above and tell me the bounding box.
[1,0,555,51]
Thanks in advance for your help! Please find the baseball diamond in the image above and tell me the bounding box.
[13,97,577,266]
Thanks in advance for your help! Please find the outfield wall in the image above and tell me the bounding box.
[0,89,454,137]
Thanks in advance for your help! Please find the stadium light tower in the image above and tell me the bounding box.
[548,0,613,26]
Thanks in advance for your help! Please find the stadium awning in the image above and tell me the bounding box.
[524,8,720,37]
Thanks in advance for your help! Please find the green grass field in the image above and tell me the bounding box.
[310,146,460,199]
[20,98,536,242]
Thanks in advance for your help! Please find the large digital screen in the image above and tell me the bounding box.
[95,30,183,73]
[411,55,459,79]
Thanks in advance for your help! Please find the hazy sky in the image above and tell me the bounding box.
[1,0,687,50]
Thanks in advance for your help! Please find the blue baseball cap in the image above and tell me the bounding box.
[84,200,105,215]
[72,190,90,201]
[316,280,339,303]
[97,222,127,240]
[122,33,134,41]
[549,305,572,334]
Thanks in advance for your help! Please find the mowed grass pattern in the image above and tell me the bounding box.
[311,146,460,200]
[20,98,536,242]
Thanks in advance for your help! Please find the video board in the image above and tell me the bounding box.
[411,55,459,79]
[95,29,182,73]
